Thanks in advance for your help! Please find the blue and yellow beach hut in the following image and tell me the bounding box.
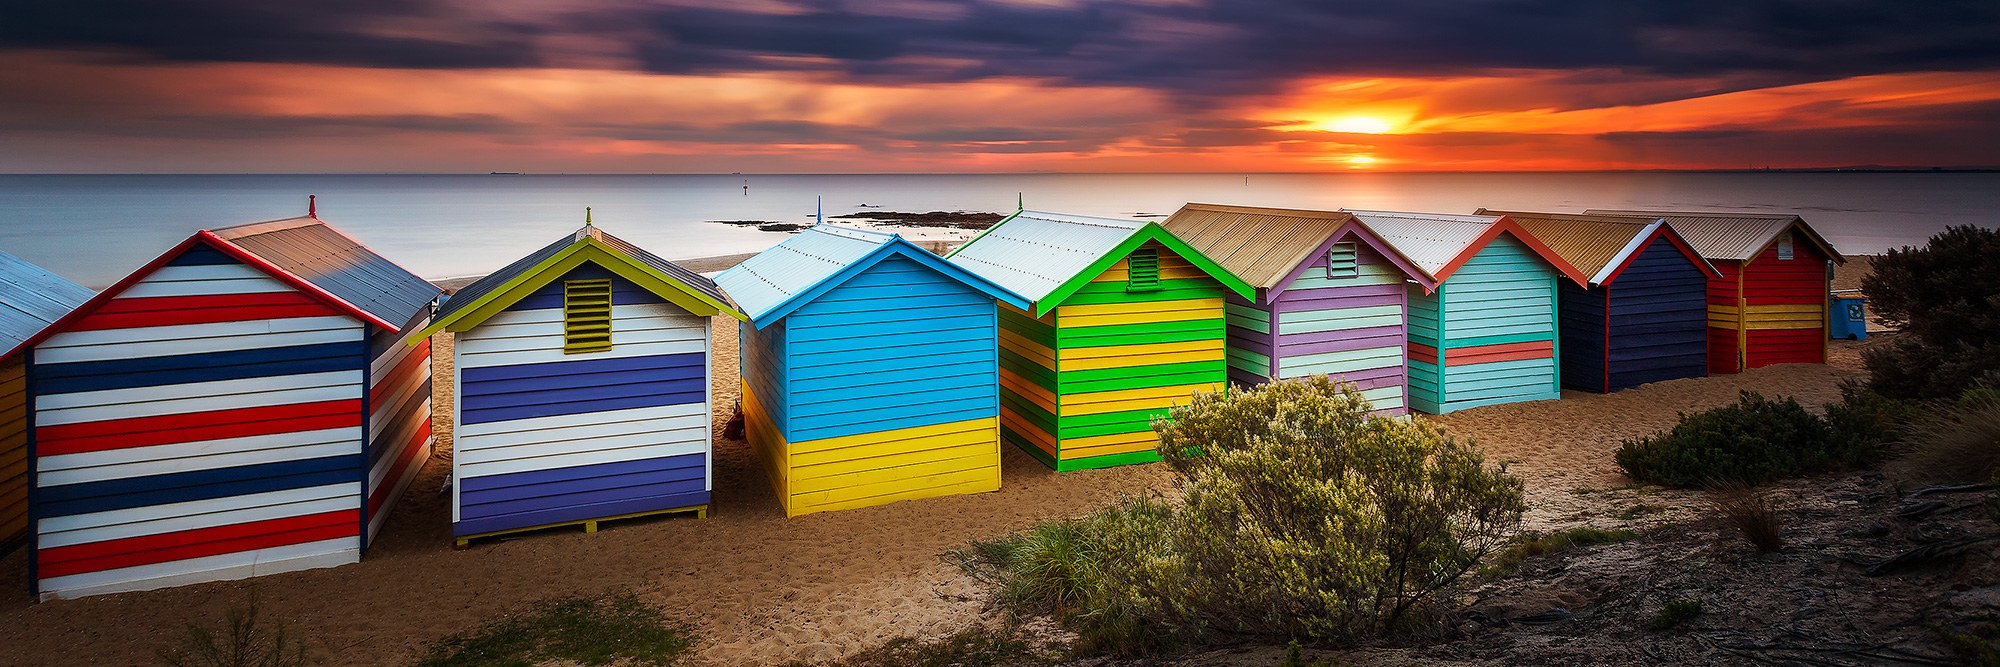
[0,250,94,553]
[418,221,745,545]
[1479,210,1723,393]
[1344,210,1588,414]
[715,224,1029,517]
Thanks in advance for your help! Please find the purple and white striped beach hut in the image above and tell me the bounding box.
[1161,204,1434,414]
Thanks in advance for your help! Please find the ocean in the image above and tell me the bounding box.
[1,172,1993,288]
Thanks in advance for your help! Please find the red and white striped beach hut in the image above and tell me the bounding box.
[22,212,441,600]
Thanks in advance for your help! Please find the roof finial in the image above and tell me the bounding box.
[1017,192,1023,212]
[816,195,822,225]
[585,206,592,226]
[308,194,317,219]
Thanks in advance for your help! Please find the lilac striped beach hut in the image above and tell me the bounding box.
[1161,204,1433,414]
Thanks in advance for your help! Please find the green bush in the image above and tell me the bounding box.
[1649,599,1702,630]
[960,376,1526,652]
[1615,391,1837,488]
[1861,225,2000,400]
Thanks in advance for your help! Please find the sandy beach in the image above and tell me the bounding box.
[0,259,1883,666]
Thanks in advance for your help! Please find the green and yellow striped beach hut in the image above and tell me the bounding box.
[946,211,1252,471]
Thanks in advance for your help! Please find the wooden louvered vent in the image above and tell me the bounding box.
[1326,242,1358,278]
[562,279,613,353]
[1127,247,1161,292]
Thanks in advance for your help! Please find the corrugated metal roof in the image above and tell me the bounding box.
[945,210,1147,302]
[1340,209,1504,281]
[0,249,93,358]
[213,216,442,327]
[1160,203,1354,290]
[714,224,899,323]
[1583,209,1840,262]
[438,225,731,321]
[1479,210,1660,281]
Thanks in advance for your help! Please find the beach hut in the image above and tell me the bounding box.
[416,222,744,546]
[1477,210,1723,393]
[1342,210,1587,414]
[1588,210,1843,373]
[1159,204,1433,414]
[23,213,441,600]
[715,224,1030,517]
[945,211,1254,471]
[0,251,94,553]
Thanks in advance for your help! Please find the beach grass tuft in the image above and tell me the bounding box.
[1479,527,1639,578]
[412,591,696,667]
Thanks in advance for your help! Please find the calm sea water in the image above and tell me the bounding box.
[0,172,1993,288]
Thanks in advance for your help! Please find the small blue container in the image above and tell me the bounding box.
[1831,294,1868,340]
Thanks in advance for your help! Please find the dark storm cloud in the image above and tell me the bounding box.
[4,0,1997,96]
[0,0,539,69]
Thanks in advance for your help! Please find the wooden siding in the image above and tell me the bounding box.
[1265,241,1408,414]
[31,246,368,600]
[1704,229,1830,373]
[1001,242,1228,471]
[1559,235,1709,392]
[748,253,1005,516]
[2,358,26,549]
[1406,234,1560,414]
[451,266,710,537]
[364,310,434,543]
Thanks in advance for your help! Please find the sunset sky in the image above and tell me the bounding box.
[3,0,1997,172]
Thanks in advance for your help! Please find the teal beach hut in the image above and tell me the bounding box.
[715,224,1030,517]
[1344,210,1588,414]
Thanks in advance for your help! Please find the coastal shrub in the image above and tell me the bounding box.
[1649,600,1703,631]
[1862,225,2000,400]
[414,592,696,667]
[1147,375,1527,641]
[156,590,309,667]
[1614,392,1836,488]
[787,626,1033,667]
[958,376,1526,652]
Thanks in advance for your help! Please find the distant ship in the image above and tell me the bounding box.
[489,171,523,175]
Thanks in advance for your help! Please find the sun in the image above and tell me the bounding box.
[1348,156,1377,164]
[1326,116,1394,134]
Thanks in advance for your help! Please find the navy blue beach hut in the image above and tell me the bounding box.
[1479,210,1723,393]
[416,221,746,547]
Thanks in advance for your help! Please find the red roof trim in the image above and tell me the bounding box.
[15,231,398,354]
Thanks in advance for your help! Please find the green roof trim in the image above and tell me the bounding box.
[1036,222,1254,317]
[415,236,746,340]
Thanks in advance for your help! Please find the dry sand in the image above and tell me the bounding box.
[0,260,1886,666]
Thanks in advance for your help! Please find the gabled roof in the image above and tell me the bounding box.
[0,250,94,359]
[1478,210,1722,285]
[422,225,745,336]
[212,217,442,328]
[944,210,1254,315]
[1583,209,1844,264]
[19,216,441,354]
[1162,203,1433,295]
[715,224,1030,329]
[1343,209,1590,288]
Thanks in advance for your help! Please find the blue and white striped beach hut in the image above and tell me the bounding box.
[418,222,745,547]
[716,224,1030,516]
[23,214,441,600]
